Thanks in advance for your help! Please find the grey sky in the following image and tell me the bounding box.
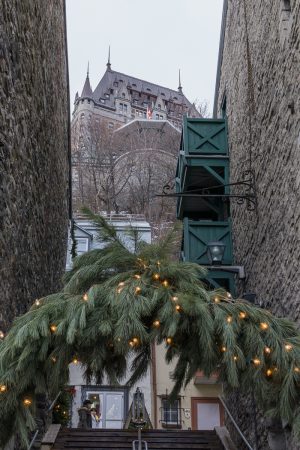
[66,0,223,113]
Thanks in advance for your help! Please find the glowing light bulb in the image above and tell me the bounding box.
[129,340,134,347]
[118,282,125,288]
[0,385,7,393]
[264,347,271,354]
[153,320,160,327]
[134,274,141,279]
[214,297,220,303]
[0,331,4,339]
[117,287,123,294]
[221,346,227,352]
[175,305,181,312]
[166,337,173,345]
[266,369,273,377]
[23,398,32,406]
[50,325,57,333]
[135,286,141,294]
[162,280,169,287]
[72,358,79,365]
[51,356,57,363]
[285,343,293,351]
[260,322,269,330]
[233,355,238,361]
[153,273,160,280]
[239,312,246,319]
[83,293,88,301]
[35,299,41,306]
[294,367,300,373]
[172,296,178,302]
[253,358,261,366]
[132,337,139,344]
[227,316,233,324]
[227,292,232,299]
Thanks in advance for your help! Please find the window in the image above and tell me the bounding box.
[100,98,105,104]
[133,99,138,105]
[124,104,127,113]
[110,89,114,94]
[119,103,123,112]
[113,82,118,87]
[143,112,146,118]
[160,115,163,120]
[76,238,89,255]
[161,399,180,427]
[122,92,125,98]
[156,114,159,119]
[146,88,151,92]
[105,93,110,99]
[158,104,161,110]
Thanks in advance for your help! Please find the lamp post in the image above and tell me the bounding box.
[132,388,147,450]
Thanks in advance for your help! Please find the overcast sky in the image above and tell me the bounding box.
[66,0,223,114]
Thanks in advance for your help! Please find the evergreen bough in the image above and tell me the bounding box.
[1,211,300,447]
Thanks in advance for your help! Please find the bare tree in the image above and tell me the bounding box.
[193,98,211,118]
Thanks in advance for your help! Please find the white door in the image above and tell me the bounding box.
[86,391,125,429]
[196,402,221,430]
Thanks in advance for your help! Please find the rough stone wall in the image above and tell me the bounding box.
[216,0,300,448]
[0,0,70,332]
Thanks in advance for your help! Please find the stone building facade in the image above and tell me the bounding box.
[214,0,300,448]
[0,0,70,332]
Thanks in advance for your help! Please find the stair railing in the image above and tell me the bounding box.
[28,391,62,450]
[218,396,254,450]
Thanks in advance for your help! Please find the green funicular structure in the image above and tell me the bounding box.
[176,117,235,294]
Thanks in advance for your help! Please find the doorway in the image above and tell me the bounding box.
[86,390,125,429]
[191,398,224,430]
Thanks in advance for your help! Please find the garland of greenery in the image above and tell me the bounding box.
[1,210,300,447]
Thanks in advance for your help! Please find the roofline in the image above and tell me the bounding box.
[114,118,181,133]
[74,223,94,239]
[213,0,228,118]
[107,68,184,97]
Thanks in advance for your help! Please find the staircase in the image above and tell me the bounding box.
[52,428,225,450]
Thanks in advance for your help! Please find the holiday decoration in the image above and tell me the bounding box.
[1,211,300,447]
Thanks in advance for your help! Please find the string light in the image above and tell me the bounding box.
[264,347,271,354]
[83,293,88,301]
[135,286,141,294]
[233,355,238,361]
[166,337,173,345]
[23,398,32,406]
[129,340,135,347]
[72,358,79,365]
[134,274,141,279]
[0,331,4,339]
[253,358,261,366]
[153,273,160,280]
[35,299,41,306]
[50,325,57,333]
[117,287,123,294]
[132,337,139,344]
[227,292,232,299]
[162,280,169,287]
[214,297,220,303]
[153,320,160,328]
[260,322,269,330]
[285,343,293,352]
[221,346,227,352]
[227,316,233,324]
[172,296,178,302]
[118,282,125,288]
[239,312,247,319]
[266,369,273,377]
[157,261,161,266]
[175,305,181,312]
[294,367,300,373]
[51,356,57,363]
[0,385,7,393]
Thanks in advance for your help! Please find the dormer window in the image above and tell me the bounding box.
[174,96,178,100]
[146,88,151,92]
[132,83,137,87]
[158,104,161,110]
[161,93,165,96]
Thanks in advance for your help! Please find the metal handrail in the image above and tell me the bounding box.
[218,396,254,450]
[27,391,62,449]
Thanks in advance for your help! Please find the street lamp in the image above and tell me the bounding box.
[207,241,226,265]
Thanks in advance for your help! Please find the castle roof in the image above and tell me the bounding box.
[77,66,199,117]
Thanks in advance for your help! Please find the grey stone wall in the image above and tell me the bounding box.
[215,0,300,448]
[0,0,70,332]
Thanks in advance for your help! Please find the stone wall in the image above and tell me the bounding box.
[215,0,300,448]
[0,0,70,332]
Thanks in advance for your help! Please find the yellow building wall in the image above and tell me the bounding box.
[153,343,223,430]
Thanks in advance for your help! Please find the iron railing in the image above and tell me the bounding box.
[159,406,184,428]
